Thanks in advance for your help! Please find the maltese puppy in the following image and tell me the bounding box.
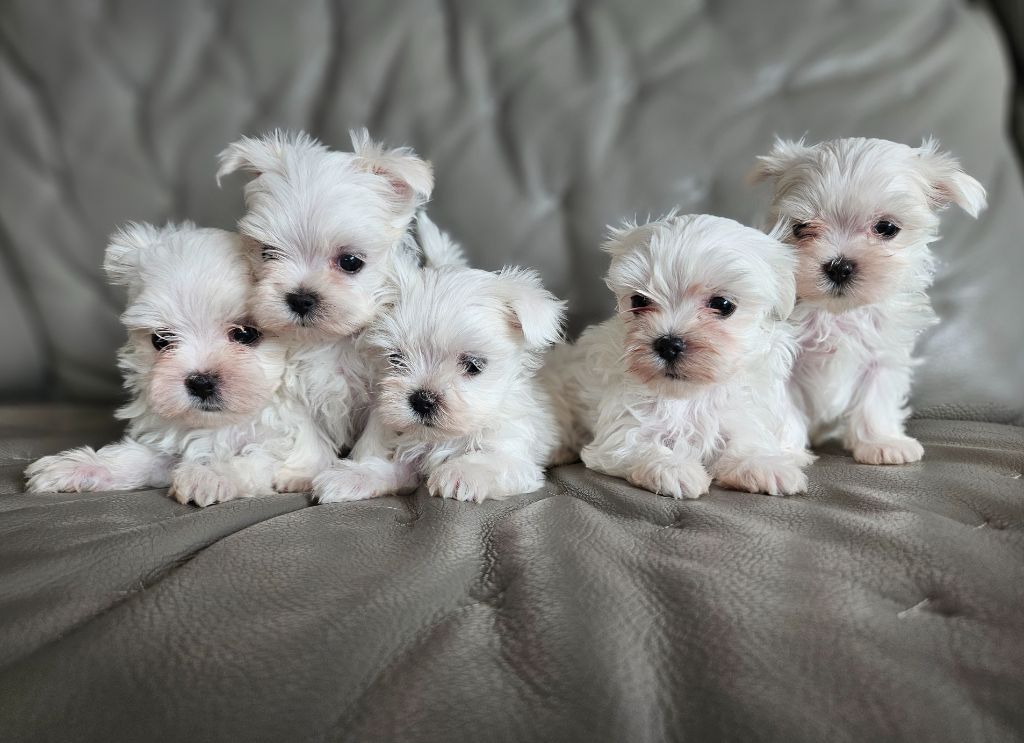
[547,214,814,498]
[313,225,565,504]
[217,129,435,489]
[752,137,986,464]
[25,222,305,506]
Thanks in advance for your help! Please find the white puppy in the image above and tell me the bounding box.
[547,214,813,498]
[216,129,434,490]
[25,222,305,506]
[752,137,986,464]
[313,229,565,504]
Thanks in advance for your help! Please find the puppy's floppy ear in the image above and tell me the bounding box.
[350,128,434,216]
[216,130,322,185]
[748,137,812,184]
[494,267,566,350]
[916,138,987,218]
[103,221,180,286]
[756,223,798,320]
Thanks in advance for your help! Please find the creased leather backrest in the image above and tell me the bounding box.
[0,0,1020,421]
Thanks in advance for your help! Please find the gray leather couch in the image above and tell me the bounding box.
[1,1,1022,741]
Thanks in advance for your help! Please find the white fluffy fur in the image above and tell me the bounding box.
[313,227,565,504]
[217,129,436,488]
[25,223,319,506]
[753,137,986,464]
[545,214,814,498]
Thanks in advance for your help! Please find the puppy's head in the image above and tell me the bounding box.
[105,223,285,428]
[604,214,796,397]
[217,129,434,338]
[369,265,564,440]
[752,137,986,311]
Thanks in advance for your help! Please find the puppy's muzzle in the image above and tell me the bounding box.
[408,389,439,423]
[185,372,221,409]
[822,257,856,288]
[285,289,320,318]
[652,335,686,364]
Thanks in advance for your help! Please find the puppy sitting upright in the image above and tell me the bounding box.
[217,129,435,489]
[26,222,294,506]
[549,214,813,498]
[313,224,565,504]
[752,138,986,464]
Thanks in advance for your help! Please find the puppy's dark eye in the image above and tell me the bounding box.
[792,222,812,239]
[228,326,261,345]
[388,351,406,370]
[708,296,737,317]
[336,253,364,273]
[872,220,900,239]
[460,354,486,376]
[630,294,652,310]
[151,333,172,351]
[260,243,278,261]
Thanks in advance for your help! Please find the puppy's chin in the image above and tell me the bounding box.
[794,243,912,313]
[146,360,277,429]
[624,340,736,398]
[251,300,373,340]
[795,274,899,313]
[376,383,489,441]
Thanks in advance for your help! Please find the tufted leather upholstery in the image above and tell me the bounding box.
[0,1,1022,741]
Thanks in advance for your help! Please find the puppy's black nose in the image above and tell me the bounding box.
[408,389,438,420]
[653,335,686,363]
[823,257,856,285]
[185,373,219,401]
[285,290,320,317]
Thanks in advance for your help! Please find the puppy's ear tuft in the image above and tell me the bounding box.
[495,267,566,350]
[104,221,186,286]
[748,137,812,184]
[351,128,434,216]
[916,138,987,218]
[602,218,661,258]
[216,130,322,186]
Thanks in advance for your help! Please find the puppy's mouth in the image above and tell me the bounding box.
[191,398,224,413]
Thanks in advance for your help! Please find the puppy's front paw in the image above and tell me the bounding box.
[272,468,314,493]
[170,464,241,507]
[715,457,808,496]
[25,454,114,493]
[628,459,711,499]
[427,460,499,503]
[313,462,381,503]
[852,436,923,465]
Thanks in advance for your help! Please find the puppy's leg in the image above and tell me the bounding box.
[427,450,545,503]
[170,451,277,507]
[312,410,419,503]
[25,438,173,493]
[582,427,710,499]
[713,396,815,496]
[845,362,923,465]
[272,404,339,493]
[314,457,420,503]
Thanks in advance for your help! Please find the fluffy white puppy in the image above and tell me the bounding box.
[25,222,308,506]
[547,214,813,498]
[752,137,986,464]
[312,231,565,504]
[216,129,434,490]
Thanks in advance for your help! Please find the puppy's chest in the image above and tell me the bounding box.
[794,308,877,371]
[288,343,372,441]
[636,396,723,456]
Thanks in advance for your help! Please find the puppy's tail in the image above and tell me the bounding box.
[413,211,468,269]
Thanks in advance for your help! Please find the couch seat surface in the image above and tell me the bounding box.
[0,407,1021,743]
